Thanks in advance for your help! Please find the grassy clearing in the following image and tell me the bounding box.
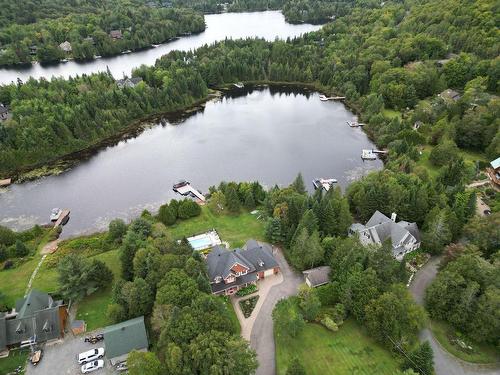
[276,320,404,375]
[0,256,43,307]
[167,206,266,248]
[382,108,402,119]
[0,348,29,374]
[430,320,500,364]
[75,287,114,332]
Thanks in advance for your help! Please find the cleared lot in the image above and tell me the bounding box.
[26,335,114,375]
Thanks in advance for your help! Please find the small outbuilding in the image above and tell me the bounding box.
[303,266,331,288]
[0,104,8,121]
[439,89,461,102]
[109,30,123,40]
[488,157,500,186]
[103,316,148,365]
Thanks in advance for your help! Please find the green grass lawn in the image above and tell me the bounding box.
[382,108,402,119]
[222,297,241,335]
[430,320,500,364]
[0,256,43,307]
[276,320,404,375]
[167,206,266,248]
[0,348,28,374]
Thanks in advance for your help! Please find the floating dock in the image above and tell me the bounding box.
[347,121,365,127]
[319,94,346,101]
[53,209,70,228]
[173,181,206,202]
[361,149,377,160]
[313,178,338,191]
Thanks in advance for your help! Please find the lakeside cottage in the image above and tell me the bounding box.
[488,157,500,187]
[206,240,280,295]
[303,266,331,288]
[116,77,143,89]
[103,316,148,365]
[349,211,421,260]
[0,104,8,121]
[439,89,461,102]
[110,30,123,40]
[0,290,68,352]
[59,41,72,53]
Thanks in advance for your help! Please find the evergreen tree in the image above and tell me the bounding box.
[158,204,176,226]
[291,172,306,194]
[265,217,283,244]
[402,341,434,375]
[225,185,241,213]
[15,240,29,257]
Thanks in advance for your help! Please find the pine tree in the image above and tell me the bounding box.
[244,190,256,210]
[403,341,434,375]
[291,172,306,194]
[225,185,241,213]
[158,204,176,226]
[265,217,282,244]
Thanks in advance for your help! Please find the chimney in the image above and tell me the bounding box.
[391,213,397,222]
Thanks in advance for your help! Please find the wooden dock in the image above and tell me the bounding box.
[319,95,346,101]
[53,209,70,228]
[174,183,206,202]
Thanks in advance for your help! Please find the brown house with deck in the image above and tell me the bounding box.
[206,240,280,295]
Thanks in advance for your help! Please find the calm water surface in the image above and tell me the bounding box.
[0,11,322,85]
[0,87,382,237]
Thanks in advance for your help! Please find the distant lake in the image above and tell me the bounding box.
[0,86,383,237]
[0,11,322,85]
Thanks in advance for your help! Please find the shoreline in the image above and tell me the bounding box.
[5,82,375,184]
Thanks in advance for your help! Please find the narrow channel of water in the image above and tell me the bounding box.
[0,11,322,85]
[0,87,383,237]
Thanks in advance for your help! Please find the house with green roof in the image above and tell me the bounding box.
[0,289,68,351]
[103,316,149,365]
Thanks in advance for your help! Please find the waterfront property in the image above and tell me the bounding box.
[303,266,331,288]
[487,156,500,187]
[187,229,222,252]
[0,104,8,121]
[103,316,148,365]
[0,289,68,352]
[206,240,280,295]
[349,211,421,260]
[116,77,143,89]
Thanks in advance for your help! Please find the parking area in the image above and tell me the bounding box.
[26,335,116,375]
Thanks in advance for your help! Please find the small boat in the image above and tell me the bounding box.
[94,55,102,59]
[61,59,68,63]
[361,149,377,160]
[151,44,160,48]
[347,121,365,127]
[233,82,244,89]
[50,208,62,222]
[313,178,338,191]
[121,50,132,54]
[319,94,329,101]
[173,180,190,192]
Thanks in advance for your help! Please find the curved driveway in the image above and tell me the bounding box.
[250,248,302,375]
[409,257,500,375]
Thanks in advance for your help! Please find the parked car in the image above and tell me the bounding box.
[115,362,128,372]
[81,359,104,374]
[77,347,105,364]
[30,349,43,366]
[84,334,104,344]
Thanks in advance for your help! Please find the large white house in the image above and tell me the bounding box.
[349,211,421,260]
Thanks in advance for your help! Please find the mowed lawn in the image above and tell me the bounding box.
[168,206,266,247]
[276,320,404,375]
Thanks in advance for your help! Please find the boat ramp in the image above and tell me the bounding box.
[173,180,206,202]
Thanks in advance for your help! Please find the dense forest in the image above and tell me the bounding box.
[0,2,205,66]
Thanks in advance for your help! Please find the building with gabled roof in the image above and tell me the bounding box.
[349,211,421,260]
[303,266,331,288]
[59,41,72,53]
[206,240,280,295]
[103,316,148,365]
[0,289,68,351]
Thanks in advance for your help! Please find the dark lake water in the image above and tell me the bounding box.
[0,87,382,237]
[0,11,321,85]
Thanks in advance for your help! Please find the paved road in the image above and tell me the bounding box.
[250,248,302,375]
[409,257,500,375]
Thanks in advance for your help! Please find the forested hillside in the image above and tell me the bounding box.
[0,0,497,177]
[0,2,205,66]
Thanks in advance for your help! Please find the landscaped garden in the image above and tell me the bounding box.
[239,296,259,318]
[276,320,405,375]
[236,284,258,297]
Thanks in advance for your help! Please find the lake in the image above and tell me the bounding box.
[0,86,383,237]
[0,11,322,85]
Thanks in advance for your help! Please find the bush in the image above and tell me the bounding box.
[157,203,177,226]
[321,315,339,332]
[236,284,258,297]
[178,199,201,219]
[129,217,152,238]
[108,219,127,243]
[0,225,16,246]
[3,260,13,270]
[239,296,259,318]
[14,240,29,257]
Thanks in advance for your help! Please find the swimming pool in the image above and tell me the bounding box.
[187,230,222,251]
[189,237,213,250]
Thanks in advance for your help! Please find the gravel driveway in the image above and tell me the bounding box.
[410,257,500,375]
[250,248,302,375]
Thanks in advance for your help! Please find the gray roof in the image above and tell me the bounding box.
[206,240,279,293]
[103,316,148,360]
[303,266,331,287]
[1,290,64,350]
[116,77,143,88]
[0,105,7,114]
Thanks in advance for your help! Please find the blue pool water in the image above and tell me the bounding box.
[189,237,212,250]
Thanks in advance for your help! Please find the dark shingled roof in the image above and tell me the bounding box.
[103,316,148,360]
[303,266,331,287]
